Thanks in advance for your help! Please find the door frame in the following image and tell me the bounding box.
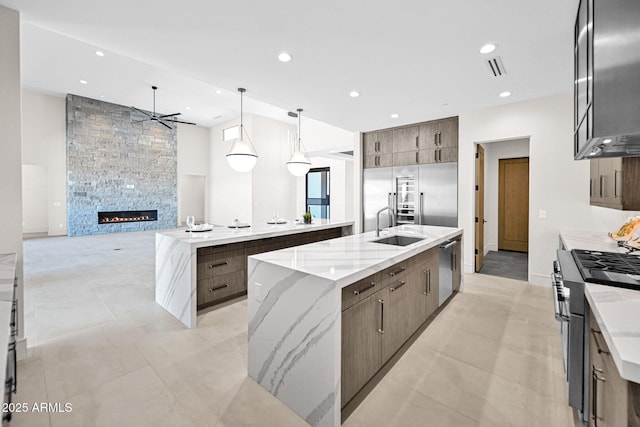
[474,145,485,272]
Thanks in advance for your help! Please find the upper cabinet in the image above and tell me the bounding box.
[574,0,640,159]
[590,157,640,210]
[363,117,458,168]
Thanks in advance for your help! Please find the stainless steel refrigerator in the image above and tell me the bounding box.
[363,163,457,232]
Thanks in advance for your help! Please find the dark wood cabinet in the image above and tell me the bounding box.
[197,226,348,309]
[341,293,383,406]
[589,307,640,426]
[590,157,640,210]
[363,117,458,168]
[341,244,452,409]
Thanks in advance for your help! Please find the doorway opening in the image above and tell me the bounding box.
[306,167,330,219]
[474,138,530,281]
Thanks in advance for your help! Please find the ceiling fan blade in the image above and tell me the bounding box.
[131,106,152,117]
[132,118,150,124]
[159,112,181,119]
[158,120,173,130]
[163,118,197,126]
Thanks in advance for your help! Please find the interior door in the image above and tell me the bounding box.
[475,145,485,272]
[498,157,529,252]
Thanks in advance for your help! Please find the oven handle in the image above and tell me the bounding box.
[551,273,570,322]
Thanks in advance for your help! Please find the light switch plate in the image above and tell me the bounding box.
[539,210,547,219]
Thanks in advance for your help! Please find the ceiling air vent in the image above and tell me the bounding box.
[486,56,507,77]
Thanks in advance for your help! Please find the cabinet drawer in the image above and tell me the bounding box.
[342,274,379,311]
[378,258,412,287]
[197,271,246,307]
[197,248,245,278]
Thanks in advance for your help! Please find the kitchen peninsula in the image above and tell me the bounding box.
[247,225,463,427]
[155,220,353,327]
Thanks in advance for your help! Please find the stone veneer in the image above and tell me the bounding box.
[66,94,177,236]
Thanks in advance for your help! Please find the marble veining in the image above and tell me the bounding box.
[561,231,640,383]
[155,220,352,328]
[248,225,462,427]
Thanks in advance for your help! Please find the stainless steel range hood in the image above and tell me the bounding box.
[574,0,640,159]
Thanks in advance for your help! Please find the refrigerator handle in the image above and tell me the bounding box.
[388,192,393,227]
[418,192,423,225]
[392,192,397,226]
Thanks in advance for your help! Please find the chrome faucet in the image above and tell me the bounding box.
[376,206,395,237]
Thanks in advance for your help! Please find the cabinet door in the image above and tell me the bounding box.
[416,250,439,321]
[438,117,459,148]
[380,281,415,362]
[342,294,383,407]
[620,157,640,210]
[418,121,439,150]
[393,151,420,166]
[377,130,393,154]
[392,126,420,153]
[418,149,437,164]
[363,132,378,157]
[364,155,378,169]
[453,239,462,292]
[377,153,394,168]
[438,146,458,163]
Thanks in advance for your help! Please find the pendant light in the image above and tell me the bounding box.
[226,88,258,172]
[287,108,311,176]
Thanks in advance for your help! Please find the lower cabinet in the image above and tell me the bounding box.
[341,246,441,408]
[589,308,640,426]
[197,227,347,309]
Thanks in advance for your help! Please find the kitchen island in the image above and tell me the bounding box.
[155,219,353,328]
[247,225,463,427]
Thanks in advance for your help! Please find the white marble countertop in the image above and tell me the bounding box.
[560,230,640,383]
[559,229,627,253]
[250,224,462,288]
[156,219,353,248]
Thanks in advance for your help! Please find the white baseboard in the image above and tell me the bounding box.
[528,273,549,286]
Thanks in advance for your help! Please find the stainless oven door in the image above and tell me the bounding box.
[551,268,570,376]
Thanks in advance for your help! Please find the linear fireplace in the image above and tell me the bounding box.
[98,210,158,224]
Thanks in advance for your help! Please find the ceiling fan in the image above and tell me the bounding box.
[131,85,196,129]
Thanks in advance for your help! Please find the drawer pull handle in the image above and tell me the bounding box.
[390,281,406,292]
[389,267,406,276]
[208,261,229,269]
[353,282,376,295]
[209,284,230,292]
[377,298,384,334]
[591,329,610,355]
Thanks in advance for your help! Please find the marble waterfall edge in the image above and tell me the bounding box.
[248,258,341,427]
[155,233,196,328]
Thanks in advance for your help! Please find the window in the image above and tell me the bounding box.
[305,168,330,219]
[222,125,240,141]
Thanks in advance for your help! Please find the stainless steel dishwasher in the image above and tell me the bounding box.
[439,240,456,306]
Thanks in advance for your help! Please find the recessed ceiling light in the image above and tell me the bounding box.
[95,50,104,57]
[349,91,360,98]
[100,95,104,98]
[185,106,191,110]
[278,52,292,62]
[480,43,497,54]
[499,91,512,98]
[216,90,222,95]
[79,80,88,85]
[390,113,399,119]
[603,138,612,144]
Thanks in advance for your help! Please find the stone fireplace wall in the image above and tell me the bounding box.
[66,94,177,236]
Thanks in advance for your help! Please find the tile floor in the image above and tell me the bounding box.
[11,230,576,426]
[478,250,528,282]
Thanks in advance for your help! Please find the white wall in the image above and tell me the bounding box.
[21,90,66,235]
[208,113,356,225]
[21,164,48,233]
[177,123,209,225]
[482,138,530,253]
[459,94,640,284]
[0,5,26,358]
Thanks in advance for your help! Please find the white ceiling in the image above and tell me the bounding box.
[1,0,579,131]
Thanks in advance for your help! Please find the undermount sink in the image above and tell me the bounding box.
[372,235,424,247]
